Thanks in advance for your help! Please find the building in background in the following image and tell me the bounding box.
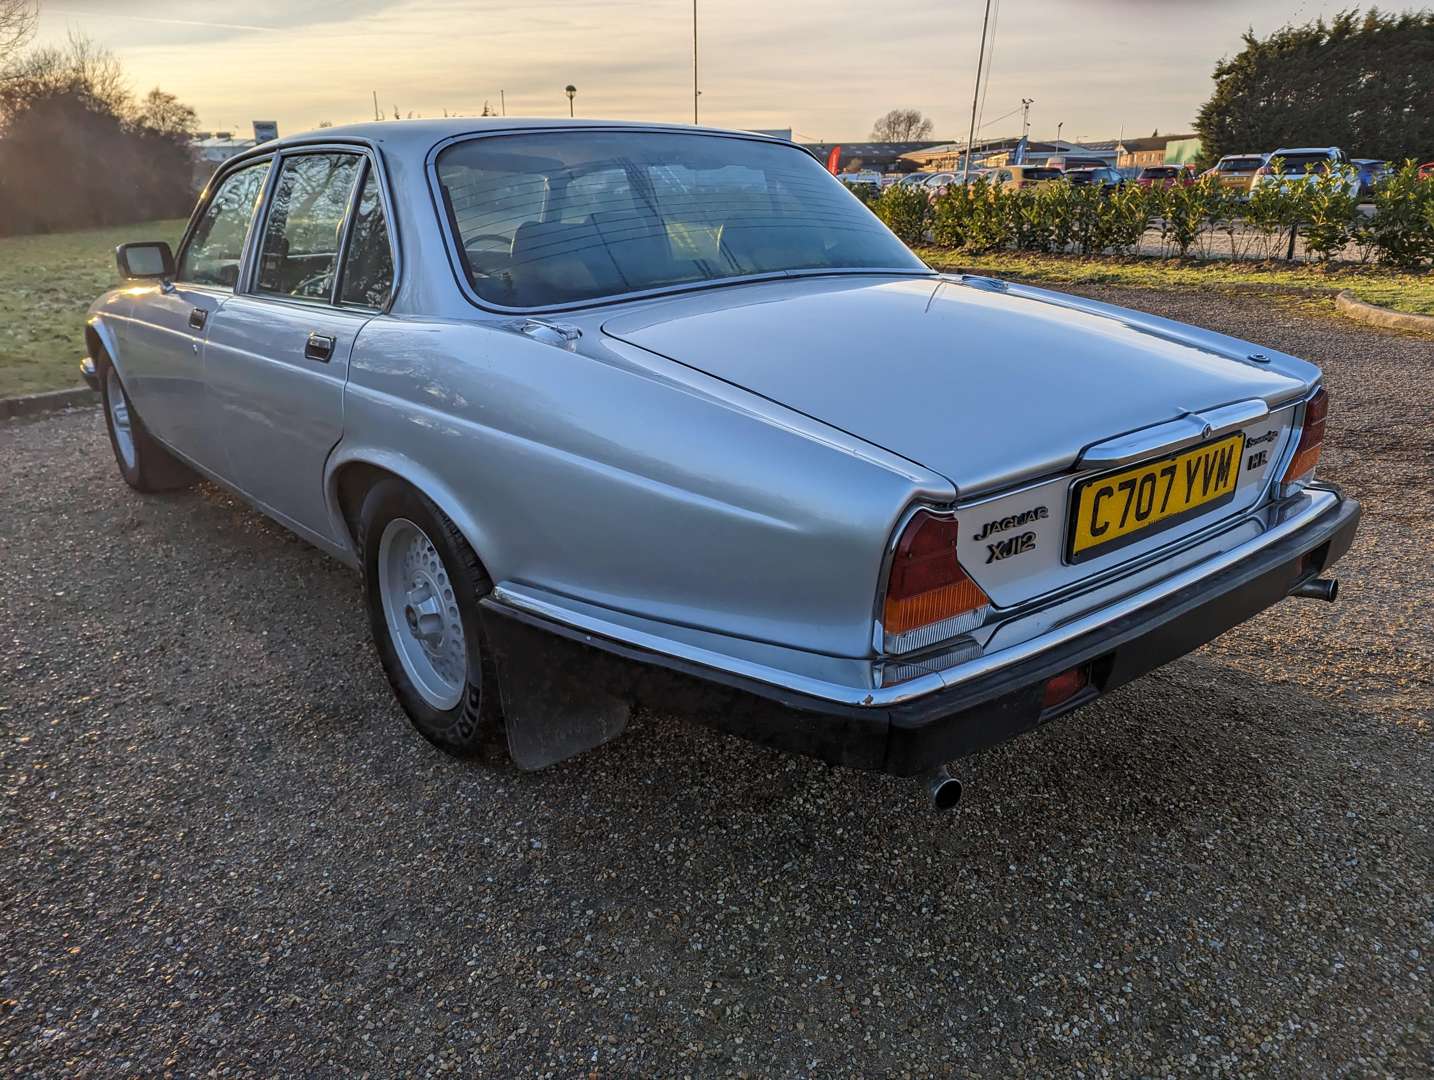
[1115,134,1199,170]
[190,122,279,188]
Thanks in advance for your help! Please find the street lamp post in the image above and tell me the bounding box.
[565,84,576,117]
[1057,121,1063,144]
[1021,98,1034,140]
[692,0,699,124]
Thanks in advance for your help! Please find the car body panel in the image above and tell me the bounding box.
[602,274,1315,496]
[85,118,1357,770]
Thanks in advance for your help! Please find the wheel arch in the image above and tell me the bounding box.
[326,448,498,575]
[85,316,121,370]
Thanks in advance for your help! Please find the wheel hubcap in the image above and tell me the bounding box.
[377,518,467,710]
[106,367,136,471]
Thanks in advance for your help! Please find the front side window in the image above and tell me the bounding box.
[256,153,362,300]
[339,167,395,308]
[435,131,927,308]
[178,161,271,288]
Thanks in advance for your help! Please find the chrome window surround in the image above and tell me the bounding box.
[173,156,275,295]
[421,124,937,318]
[174,138,403,317]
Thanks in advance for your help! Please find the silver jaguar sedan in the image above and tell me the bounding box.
[85,119,1359,806]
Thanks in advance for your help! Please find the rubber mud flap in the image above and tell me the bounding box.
[481,609,631,770]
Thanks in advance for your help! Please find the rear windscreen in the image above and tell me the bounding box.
[434,131,926,308]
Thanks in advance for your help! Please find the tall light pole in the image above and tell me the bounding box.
[692,0,699,124]
[565,84,576,117]
[961,0,993,184]
[1056,120,1063,144]
[1021,98,1034,140]
[500,89,506,117]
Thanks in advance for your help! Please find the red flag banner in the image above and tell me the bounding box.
[825,145,841,174]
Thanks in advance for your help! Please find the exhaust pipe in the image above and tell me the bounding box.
[1292,577,1339,603]
[923,765,963,811]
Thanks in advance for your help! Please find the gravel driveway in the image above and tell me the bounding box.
[2,290,1431,1078]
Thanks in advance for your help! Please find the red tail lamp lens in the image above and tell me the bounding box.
[883,512,989,637]
[1041,665,1089,710]
[1281,388,1328,488]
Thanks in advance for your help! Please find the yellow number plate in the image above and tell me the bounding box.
[1068,432,1246,563]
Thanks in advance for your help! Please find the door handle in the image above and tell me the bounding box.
[188,307,207,331]
[304,332,336,362]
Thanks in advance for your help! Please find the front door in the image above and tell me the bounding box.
[203,151,387,543]
[119,160,271,467]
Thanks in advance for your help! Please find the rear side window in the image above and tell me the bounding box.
[178,161,271,288]
[339,167,395,308]
[256,153,362,300]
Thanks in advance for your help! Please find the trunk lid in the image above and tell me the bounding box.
[602,275,1315,495]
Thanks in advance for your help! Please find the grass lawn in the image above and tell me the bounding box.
[0,219,186,397]
[917,248,1434,318]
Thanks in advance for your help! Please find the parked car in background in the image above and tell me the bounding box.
[1045,155,1109,172]
[1253,147,1356,193]
[1136,164,1196,189]
[1202,154,1265,194]
[838,170,883,188]
[1420,161,1434,181]
[1351,159,1389,200]
[1065,166,1126,191]
[84,118,1359,807]
[989,165,1064,190]
[896,172,935,189]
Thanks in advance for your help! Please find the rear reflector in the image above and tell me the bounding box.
[1280,388,1328,492]
[1041,665,1090,710]
[882,511,990,651]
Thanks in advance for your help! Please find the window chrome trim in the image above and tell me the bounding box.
[422,124,936,317]
[194,140,401,317]
[173,154,276,294]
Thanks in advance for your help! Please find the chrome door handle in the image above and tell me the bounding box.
[304,332,335,362]
[188,307,207,331]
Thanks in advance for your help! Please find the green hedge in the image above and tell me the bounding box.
[864,162,1434,270]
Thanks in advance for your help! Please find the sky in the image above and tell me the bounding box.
[32,0,1357,143]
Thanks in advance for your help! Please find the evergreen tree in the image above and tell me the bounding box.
[1196,9,1434,164]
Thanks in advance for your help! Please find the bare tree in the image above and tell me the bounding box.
[0,0,37,62]
[0,31,130,122]
[134,87,198,138]
[870,108,934,143]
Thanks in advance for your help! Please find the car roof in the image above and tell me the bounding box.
[1219,153,1265,159]
[253,117,788,157]
[1270,147,1340,154]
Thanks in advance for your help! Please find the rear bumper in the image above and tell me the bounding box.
[480,487,1359,776]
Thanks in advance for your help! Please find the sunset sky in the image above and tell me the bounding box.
[34,1,1353,142]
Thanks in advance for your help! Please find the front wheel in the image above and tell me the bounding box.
[98,357,195,492]
[359,478,504,756]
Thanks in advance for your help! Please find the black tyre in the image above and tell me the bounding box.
[97,355,196,492]
[359,478,504,756]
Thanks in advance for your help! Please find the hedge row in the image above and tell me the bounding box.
[853,162,1434,270]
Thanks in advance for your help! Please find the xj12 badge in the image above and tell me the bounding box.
[974,505,1048,563]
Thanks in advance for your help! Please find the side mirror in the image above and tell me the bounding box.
[116,241,175,280]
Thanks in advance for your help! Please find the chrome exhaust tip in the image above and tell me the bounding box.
[1292,577,1339,603]
[923,765,963,811]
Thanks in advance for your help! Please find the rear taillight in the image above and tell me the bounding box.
[882,511,990,653]
[1280,387,1328,493]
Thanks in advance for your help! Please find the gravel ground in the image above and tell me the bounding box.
[2,290,1431,1078]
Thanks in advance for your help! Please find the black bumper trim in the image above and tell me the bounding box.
[480,491,1360,777]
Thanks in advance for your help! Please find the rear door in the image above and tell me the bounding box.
[202,149,395,542]
[119,160,270,465]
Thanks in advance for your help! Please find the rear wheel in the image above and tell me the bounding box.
[98,356,195,492]
[359,478,504,756]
